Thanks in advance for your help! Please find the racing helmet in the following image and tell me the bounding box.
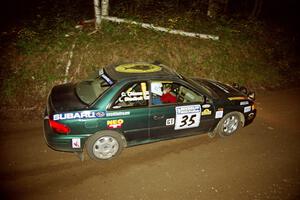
[151,82,163,96]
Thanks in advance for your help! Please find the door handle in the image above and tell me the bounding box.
[153,115,165,120]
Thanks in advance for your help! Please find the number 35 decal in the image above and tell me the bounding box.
[179,114,197,127]
[175,105,201,130]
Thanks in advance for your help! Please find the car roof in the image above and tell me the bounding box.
[104,62,180,81]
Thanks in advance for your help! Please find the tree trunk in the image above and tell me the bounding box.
[207,0,218,18]
[101,0,109,16]
[223,0,229,14]
[249,0,263,19]
[207,0,228,18]
[94,0,101,29]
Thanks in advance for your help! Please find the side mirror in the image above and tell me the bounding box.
[232,82,239,89]
[239,86,248,95]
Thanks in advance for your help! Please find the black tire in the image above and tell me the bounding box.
[86,131,125,161]
[215,112,242,137]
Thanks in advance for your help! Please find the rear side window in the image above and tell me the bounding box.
[76,78,111,105]
[112,81,149,109]
[76,69,114,105]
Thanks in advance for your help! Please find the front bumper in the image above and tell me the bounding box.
[244,109,256,126]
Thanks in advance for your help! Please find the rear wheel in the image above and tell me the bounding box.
[216,112,242,137]
[86,131,125,161]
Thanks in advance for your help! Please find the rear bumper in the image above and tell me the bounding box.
[43,118,89,152]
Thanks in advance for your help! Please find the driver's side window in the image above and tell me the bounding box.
[112,81,149,109]
[150,81,205,105]
[177,85,205,104]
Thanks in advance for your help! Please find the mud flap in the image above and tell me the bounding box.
[75,152,84,161]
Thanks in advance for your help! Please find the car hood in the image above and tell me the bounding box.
[48,83,87,113]
[191,78,246,99]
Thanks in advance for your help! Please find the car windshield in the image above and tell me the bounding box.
[182,76,217,98]
[76,76,112,105]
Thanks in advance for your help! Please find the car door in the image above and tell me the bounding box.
[149,80,215,139]
[108,81,150,143]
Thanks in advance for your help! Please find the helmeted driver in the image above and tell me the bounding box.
[151,82,163,104]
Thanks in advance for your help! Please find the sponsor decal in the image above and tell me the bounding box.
[53,111,105,121]
[175,105,201,130]
[72,138,81,148]
[201,109,212,116]
[106,111,130,117]
[240,101,249,106]
[176,105,201,114]
[107,119,124,129]
[115,63,162,73]
[118,91,149,102]
[202,104,211,109]
[101,74,114,85]
[99,68,114,85]
[166,118,175,126]
[228,96,248,101]
[244,106,251,113]
[215,108,224,119]
[95,111,106,118]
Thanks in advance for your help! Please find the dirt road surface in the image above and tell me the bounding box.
[0,88,299,200]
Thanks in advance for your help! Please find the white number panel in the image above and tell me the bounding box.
[175,105,201,130]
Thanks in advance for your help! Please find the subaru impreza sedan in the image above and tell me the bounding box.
[43,62,256,161]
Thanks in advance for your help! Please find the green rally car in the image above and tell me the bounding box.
[43,62,256,161]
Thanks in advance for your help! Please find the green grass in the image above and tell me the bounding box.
[0,15,294,119]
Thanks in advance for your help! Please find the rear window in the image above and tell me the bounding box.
[76,70,114,105]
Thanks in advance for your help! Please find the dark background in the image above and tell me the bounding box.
[1,0,299,74]
[1,0,300,27]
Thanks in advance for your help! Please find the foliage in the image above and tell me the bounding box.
[0,1,298,120]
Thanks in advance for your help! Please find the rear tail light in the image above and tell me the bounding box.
[49,119,70,134]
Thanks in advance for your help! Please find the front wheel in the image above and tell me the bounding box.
[215,112,242,137]
[86,131,125,161]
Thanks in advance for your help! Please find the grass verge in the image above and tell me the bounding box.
[0,16,297,120]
